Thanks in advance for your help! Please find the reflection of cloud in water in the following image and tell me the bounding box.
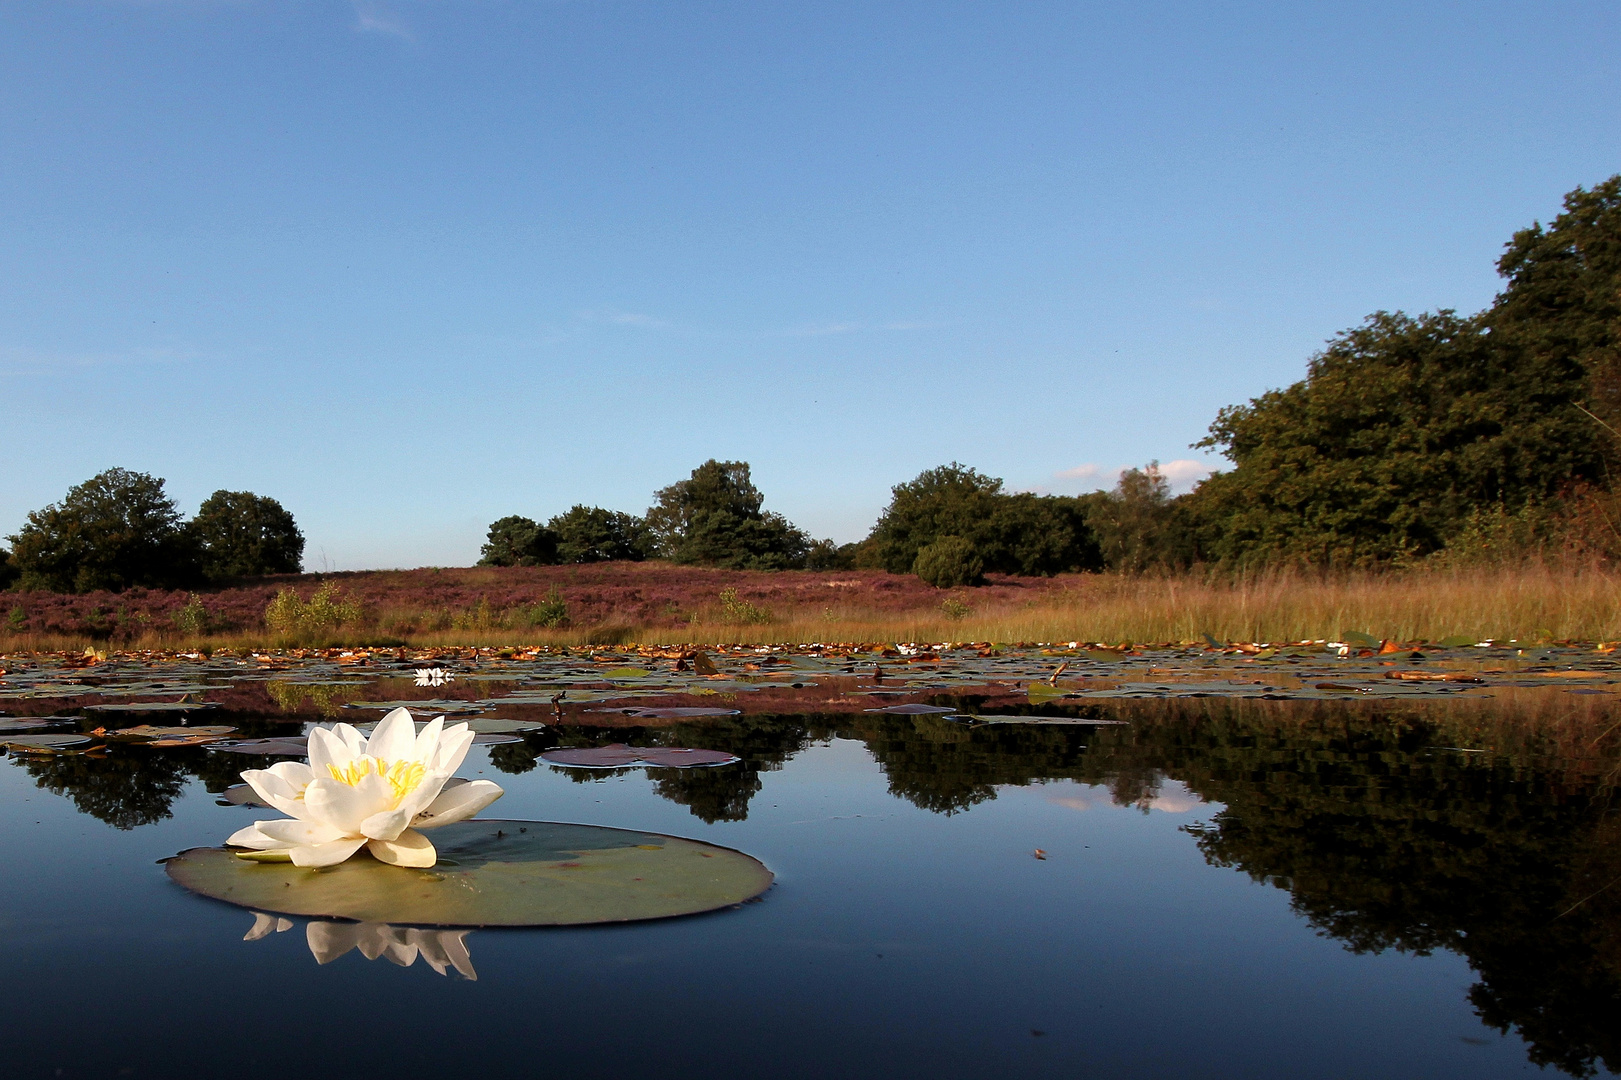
[243,913,476,979]
[1047,779,1205,814]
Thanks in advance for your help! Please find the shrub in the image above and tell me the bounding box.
[264,582,362,637]
[940,596,971,620]
[528,587,570,628]
[718,587,771,624]
[913,536,984,588]
[6,605,25,632]
[868,463,1101,577]
[171,594,209,637]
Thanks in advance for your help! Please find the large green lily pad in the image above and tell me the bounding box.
[165,820,773,926]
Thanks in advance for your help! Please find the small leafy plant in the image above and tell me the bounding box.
[528,587,569,629]
[172,593,209,637]
[719,587,771,624]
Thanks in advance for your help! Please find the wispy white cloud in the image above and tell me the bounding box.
[353,2,412,39]
[1049,458,1215,495]
[578,309,673,330]
[1156,459,1213,490]
[786,321,863,337]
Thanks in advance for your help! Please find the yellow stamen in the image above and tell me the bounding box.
[327,756,425,801]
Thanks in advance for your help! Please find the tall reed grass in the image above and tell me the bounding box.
[2,565,1618,652]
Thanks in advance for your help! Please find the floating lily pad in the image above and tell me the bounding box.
[342,700,483,713]
[209,738,311,756]
[541,744,740,768]
[1435,634,1483,648]
[165,820,773,926]
[948,715,1129,726]
[218,784,267,807]
[1,733,94,751]
[586,707,743,719]
[463,718,546,734]
[85,702,221,713]
[107,724,237,742]
[601,667,652,680]
[862,704,957,714]
[0,718,75,733]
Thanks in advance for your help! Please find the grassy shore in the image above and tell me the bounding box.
[3,561,1620,652]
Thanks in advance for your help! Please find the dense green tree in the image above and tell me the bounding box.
[1488,176,1621,436]
[0,546,16,590]
[6,468,194,592]
[477,515,559,567]
[646,460,812,569]
[187,490,304,581]
[547,505,651,563]
[1187,177,1621,567]
[866,463,1101,580]
[1190,310,1597,565]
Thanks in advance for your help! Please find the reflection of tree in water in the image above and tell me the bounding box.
[21,749,192,829]
[523,716,813,823]
[645,714,813,822]
[832,714,1107,814]
[1106,700,1621,1079]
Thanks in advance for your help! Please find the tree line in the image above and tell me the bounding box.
[7,176,1619,593]
[0,469,303,593]
[482,176,1621,582]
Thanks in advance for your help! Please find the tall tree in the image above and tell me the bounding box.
[1191,310,1597,565]
[7,468,194,592]
[646,460,811,570]
[1488,176,1621,437]
[187,490,304,581]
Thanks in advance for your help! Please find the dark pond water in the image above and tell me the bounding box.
[1,650,1618,1078]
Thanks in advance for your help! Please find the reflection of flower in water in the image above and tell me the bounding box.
[414,669,453,687]
[242,912,477,979]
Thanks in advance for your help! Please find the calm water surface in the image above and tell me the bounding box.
[1,694,1614,1079]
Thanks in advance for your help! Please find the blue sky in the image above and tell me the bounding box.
[3,1,1617,569]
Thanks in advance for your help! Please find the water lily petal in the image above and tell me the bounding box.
[367,708,419,763]
[359,805,413,841]
[428,723,475,775]
[226,822,284,849]
[289,836,368,867]
[393,766,455,824]
[255,817,348,846]
[306,725,345,777]
[305,776,383,836]
[367,829,436,867]
[241,762,315,819]
[413,779,504,829]
[413,715,445,761]
[337,722,367,753]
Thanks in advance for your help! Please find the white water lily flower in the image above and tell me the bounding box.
[226,707,503,869]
